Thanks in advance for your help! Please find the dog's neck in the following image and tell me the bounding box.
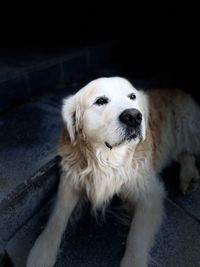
[79,138,136,167]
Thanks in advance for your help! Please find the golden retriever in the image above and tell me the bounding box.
[27,77,199,267]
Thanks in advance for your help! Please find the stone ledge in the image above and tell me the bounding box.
[0,158,59,242]
[0,42,114,111]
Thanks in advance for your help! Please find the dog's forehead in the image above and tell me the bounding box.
[81,77,136,98]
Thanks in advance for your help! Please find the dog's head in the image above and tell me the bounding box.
[62,77,148,150]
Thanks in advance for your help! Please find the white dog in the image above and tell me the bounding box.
[27,77,200,267]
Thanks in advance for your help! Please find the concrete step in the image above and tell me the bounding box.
[0,99,63,242]
[0,81,81,264]
[6,195,200,267]
[0,77,90,243]
[0,42,113,112]
[5,196,155,267]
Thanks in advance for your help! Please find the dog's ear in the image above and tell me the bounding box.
[62,95,81,143]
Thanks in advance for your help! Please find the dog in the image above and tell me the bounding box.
[27,77,200,267]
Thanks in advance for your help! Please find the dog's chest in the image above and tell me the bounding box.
[82,158,146,209]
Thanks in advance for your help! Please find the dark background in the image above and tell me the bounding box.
[0,1,199,91]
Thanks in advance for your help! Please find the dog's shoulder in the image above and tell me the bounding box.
[143,88,191,170]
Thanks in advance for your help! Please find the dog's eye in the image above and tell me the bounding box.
[128,93,136,100]
[94,97,109,105]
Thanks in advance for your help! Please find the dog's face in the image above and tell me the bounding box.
[62,77,148,149]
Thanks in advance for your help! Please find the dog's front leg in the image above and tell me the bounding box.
[27,177,80,267]
[120,180,164,267]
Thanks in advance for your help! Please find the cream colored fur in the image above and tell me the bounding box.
[27,77,200,267]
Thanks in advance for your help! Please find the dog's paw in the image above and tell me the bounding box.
[120,255,147,267]
[27,248,56,267]
[180,176,199,195]
[26,235,57,267]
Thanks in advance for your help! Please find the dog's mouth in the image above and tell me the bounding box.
[105,131,141,150]
[105,142,113,149]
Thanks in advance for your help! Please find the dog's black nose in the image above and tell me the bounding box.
[119,109,142,127]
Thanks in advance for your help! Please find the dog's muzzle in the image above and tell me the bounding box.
[105,109,143,149]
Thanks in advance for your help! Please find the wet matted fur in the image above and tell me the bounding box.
[27,77,200,267]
